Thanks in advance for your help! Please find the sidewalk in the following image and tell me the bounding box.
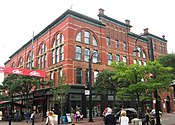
[0,117,104,125]
[1,113,175,125]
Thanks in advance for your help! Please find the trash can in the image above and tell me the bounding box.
[131,118,142,125]
[61,116,67,124]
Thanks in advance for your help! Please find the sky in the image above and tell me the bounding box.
[0,0,175,83]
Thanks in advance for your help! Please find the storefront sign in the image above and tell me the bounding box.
[85,90,90,95]
[0,67,4,72]
[1,66,46,77]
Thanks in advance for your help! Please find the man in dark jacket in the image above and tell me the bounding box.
[104,107,116,125]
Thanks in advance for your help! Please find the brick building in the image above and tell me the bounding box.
[4,8,173,117]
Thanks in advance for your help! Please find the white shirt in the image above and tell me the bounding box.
[120,116,129,125]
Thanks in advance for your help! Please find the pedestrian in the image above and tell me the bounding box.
[30,111,35,123]
[104,107,116,125]
[24,110,30,123]
[45,111,55,125]
[119,110,129,125]
[145,110,150,125]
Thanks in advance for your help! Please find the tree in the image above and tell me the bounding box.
[144,61,174,91]
[94,70,117,107]
[0,74,47,111]
[0,74,21,116]
[0,74,21,101]
[112,61,173,118]
[17,75,46,110]
[51,76,70,116]
[157,53,175,76]
[93,60,173,118]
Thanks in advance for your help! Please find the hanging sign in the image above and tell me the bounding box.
[0,66,46,78]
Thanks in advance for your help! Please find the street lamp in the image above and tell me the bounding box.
[88,51,100,122]
[133,29,161,125]
[171,80,175,101]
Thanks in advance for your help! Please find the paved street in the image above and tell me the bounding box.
[0,113,175,125]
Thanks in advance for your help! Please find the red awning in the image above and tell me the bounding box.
[0,101,10,104]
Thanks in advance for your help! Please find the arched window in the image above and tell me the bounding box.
[51,33,64,65]
[26,51,34,69]
[133,46,146,59]
[18,57,23,68]
[123,41,127,50]
[38,43,47,69]
[93,36,98,46]
[11,62,15,67]
[75,30,98,46]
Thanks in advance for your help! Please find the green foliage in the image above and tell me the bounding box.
[94,61,173,115]
[157,53,175,77]
[144,61,174,91]
[51,76,70,116]
[94,70,117,95]
[0,74,48,110]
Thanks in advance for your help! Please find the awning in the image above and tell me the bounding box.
[0,101,26,108]
[0,101,9,105]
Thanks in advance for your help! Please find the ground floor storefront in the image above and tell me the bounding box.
[1,85,175,121]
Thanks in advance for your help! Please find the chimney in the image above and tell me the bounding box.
[144,28,149,35]
[125,19,130,25]
[99,8,104,15]
[162,35,165,39]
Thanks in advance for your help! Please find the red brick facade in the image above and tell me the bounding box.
[4,9,173,113]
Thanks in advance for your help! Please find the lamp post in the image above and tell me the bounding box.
[171,80,175,101]
[88,51,99,122]
[133,30,161,125]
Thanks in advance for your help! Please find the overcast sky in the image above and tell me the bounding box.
[0,0,174,83]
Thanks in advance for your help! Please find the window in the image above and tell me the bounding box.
[93,50,98,63]
[27,51,34,69]
[18,57,23,67]
[52,50,55,64]
[133,59,137,64]
[116,39,119,48]
[12,62,15,67]
[59,68,62,78]
[84,48,90,62]
[133,46,146,59]
[124,41,127,50]
[60,45,64,61]
[76,68,82,84]
[153,43,156,50]
[106,37,110,46]
[37,43,47,69]
[143,51,146,58]
[93,36,98,46]
[94,71,99,83]
[76,32,82,42]
[50,71,54,80]
[51,33,64,64]
[75,30,98,46]
[123,56,127,64]
[108,53,112,65]
[56,33,64,44]
[56,48,59,63]
[116,54,120,62]
[84,31,90,44]
[76,46,82,60]
[137,47,141,57]
[162,46,165,53]
[43,55,46,68]
[139,60,142,65]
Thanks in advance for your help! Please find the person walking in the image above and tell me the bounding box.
[45,111,55,125]
[104,107,116,125]
[119,110,129,125]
